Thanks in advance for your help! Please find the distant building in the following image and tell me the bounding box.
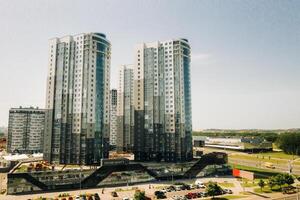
[117,65,134,151]
[193,136,273,152]
[44,33,111,165]
[110,89,118,147]
[133,39,193,162]
[7,107,45,154]
[0,127,8,137]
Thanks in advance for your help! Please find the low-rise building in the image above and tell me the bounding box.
[193,136,273,152]
[7,107,45,154]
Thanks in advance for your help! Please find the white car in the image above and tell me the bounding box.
[175,185,182,191]
[75,196,80,200]
[189,184,196,190]
[161,188,167,193]
[171,195,180,200]
[195,179,204,185]
[172,195,184,200]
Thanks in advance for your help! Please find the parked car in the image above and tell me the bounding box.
[167,186,176,192]
[175,185,182,191]
[155,191,167,199]
[94,193,100,200]
[195,179,204,185]
[171,195,181,200]
[155,191,164,195]
[223,189,233,194]
[185,192,198,199]
[196,183,205,188]
[183,184,191,190]
[160,188,168,193]
[75,196,80,200]
[80,195,87,200]
[198,192,208,197]
[189,184,197,190]
[111,191,118,197]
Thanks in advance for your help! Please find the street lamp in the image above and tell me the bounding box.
[79,164,82,196]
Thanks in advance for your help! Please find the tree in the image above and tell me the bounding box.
[134,190,146,200]
[282,174,294,185]
[206,182,223,199]
[274,174,286,189]
[268,176,276,190]
[268,174,295,191]
[276,132,300,155]
[258,179,265,191]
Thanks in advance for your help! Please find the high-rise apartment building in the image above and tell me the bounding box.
[133,39,192,162]
[117,65,134,151]
[7,107,45,154]
[109,89,118,147]
[44,33,111,165]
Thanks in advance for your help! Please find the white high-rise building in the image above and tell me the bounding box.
[44,33,111,165]
[109,89,118,147]
[117,65,134,151]
[133,39,192,162]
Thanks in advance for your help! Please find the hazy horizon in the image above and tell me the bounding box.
[0,0,299,129]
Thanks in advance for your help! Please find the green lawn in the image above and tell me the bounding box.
[239,178,268,188]
[241,181,256,188]
[230,154,287,165]
[229,164,279,178]
[223,195,248,199]
[258,152,299,160]
[253,186,273,193]
[229,151,300,167]
[203,195,248,200]
[218,182,235,188]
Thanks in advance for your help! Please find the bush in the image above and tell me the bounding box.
[206,182,223,198]
[134,190,146,200]
[268,174,294,191]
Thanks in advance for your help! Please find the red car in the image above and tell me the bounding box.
[185,192,198,199]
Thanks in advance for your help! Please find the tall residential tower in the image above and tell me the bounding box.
[117,65,134,151]
[44,33,111,165]
[109,89,118,148]
[133,39,192,162]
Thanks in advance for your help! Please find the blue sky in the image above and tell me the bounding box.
[0,0,299,129]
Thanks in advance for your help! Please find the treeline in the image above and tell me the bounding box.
[276,132,300,155]
[193,131,279,142]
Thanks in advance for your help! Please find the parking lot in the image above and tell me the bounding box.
[0,177,238,200]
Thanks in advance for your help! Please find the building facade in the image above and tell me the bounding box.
[7,107,45,154]
[44,33,111,165]
[109,89,118,147]
[117,65,135,151]
[133,39,193,162]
